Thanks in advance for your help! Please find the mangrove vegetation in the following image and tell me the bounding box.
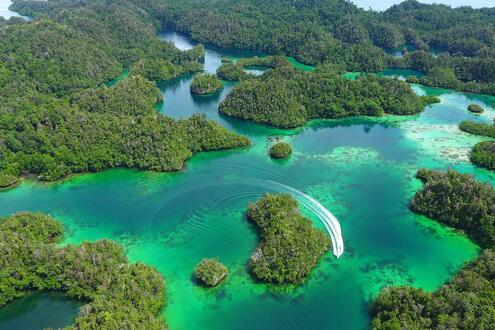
[458,119,495,171]
[411,169,495,248]
[471,142,495,171]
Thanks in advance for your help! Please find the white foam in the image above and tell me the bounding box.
[260,180,344,257]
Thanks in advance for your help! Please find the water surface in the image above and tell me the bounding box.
[0,0,18,19]
[1,31,494,330]
[0,292,82,330]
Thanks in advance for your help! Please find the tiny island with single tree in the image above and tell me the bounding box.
[247,193,330,285]
[194,258,228,287]
[190,74,224,95]
[467,104,484,113]
[269,142,292,159]
[0,173,17,188]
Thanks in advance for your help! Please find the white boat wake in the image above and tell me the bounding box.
[145,176,344,258]
[257,180,344,258]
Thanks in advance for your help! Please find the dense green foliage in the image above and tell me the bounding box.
[0,212,166,329]
[247,194,330,284]
[194,258,228,287]
[468,104,484,114]
[0,75,249,181]
[219,67,438,128]
[149,0,495,93]
[0,0,249,182]
[398,51,495,95]
[372,169,495,329]
[458,119,495,172]
[471,141,495,171]
[371,248,495,330]
[269,142,292,159]
[236,56,290,70]
[190,74,223,95]
[459,120,495,138]
[216,55,289,81]
[216,63,253,81]
[10,0,495,94]
[411,169,495,248]
[0,173,18,188]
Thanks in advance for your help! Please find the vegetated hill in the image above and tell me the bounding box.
[219,66,439,128]
[0,0,249,184]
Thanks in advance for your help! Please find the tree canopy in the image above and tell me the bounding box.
[0,212,167,329]
[146,0,495,94]
[371,169,495,329]
[190,74,223,95]
[0,0,249,185]
[247,193,330,285]
[219,67,438,128]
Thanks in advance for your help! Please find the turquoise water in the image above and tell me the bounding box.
[0,0,18,19]
[0,32,494,329]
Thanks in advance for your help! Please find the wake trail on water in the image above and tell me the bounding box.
[254,179,344,258]
[145,177,344,257]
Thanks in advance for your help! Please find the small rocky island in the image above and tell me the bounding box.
[190,74,223,95]
[468,104,484,113]
[247,193,330,285]
[269,141,292,159]
[194,258,228,287]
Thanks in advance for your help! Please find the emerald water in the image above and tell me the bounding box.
[0,0,19,19]
[1,31,494,329]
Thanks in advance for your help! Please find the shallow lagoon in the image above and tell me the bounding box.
[0,31,494,329]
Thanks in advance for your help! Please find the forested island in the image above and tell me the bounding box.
[220,66,439,128]
[467,104,484,114]
[411,169,495,248]
[459,120,495,171]
[216,55,289,81]
[0,212,167,329]
[1,0,495,329]
[190,74,223,95]
[194,258,228,287]
[269,142,292,159]
[247,194,330,284]
[0,0,249,185]
[471,142,495,171]
[371,169,495,329]
[146,0,495,95]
